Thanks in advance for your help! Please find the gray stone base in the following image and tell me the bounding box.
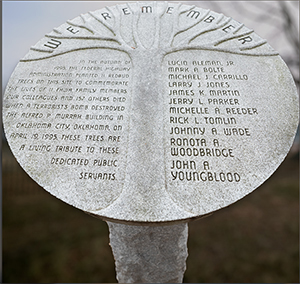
[107,221,188,283]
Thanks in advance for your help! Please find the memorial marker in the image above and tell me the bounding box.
[3,2,299,282]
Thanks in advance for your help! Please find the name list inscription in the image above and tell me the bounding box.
[165,51,258,184]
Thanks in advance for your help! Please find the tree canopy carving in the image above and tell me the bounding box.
[23,2,278,62]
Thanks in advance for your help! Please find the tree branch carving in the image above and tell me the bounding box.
[23,1,278,62]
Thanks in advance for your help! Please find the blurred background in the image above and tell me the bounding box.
[2,1,299,283]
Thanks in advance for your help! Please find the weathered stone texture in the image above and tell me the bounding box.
[107,221,188,283]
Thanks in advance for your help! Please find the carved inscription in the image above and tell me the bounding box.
[4,49,131,209]
[160,49,291,214]
[165,52,259,182]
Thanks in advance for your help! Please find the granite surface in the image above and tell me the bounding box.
[3,2,299,224]
[108,221,188,283]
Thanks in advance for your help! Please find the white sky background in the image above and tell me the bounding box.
[2,1,299,93]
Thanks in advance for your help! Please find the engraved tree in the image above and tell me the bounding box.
[26,2,277,61]
[23,2,279,218]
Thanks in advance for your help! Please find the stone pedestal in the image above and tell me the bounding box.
[107,221,188,283]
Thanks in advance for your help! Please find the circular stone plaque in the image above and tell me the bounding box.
[3,2,299,224]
